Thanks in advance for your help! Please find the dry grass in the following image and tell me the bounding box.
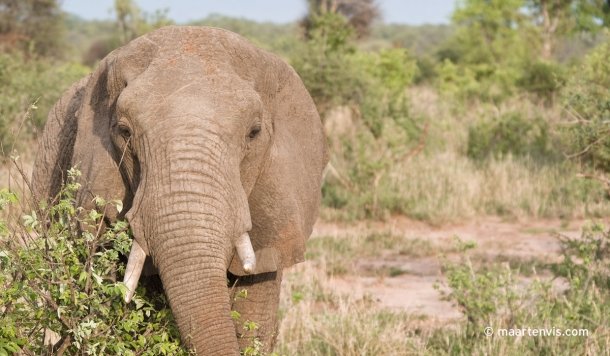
[321,86,610,224]
[305,230,456,276]
[388,153,607,222]
[276,229,610,356]
[0,143,37,220]
[277,261,427,356]
[322,151,609,224]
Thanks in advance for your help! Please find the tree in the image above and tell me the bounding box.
[0,0,65,57]
[525,0,610,59]
[301,0,381,39]
[574,0,610,32]
[114,0,140,45]
[113,0,172,45]
[526,0,574,59]
[451,0,529,65]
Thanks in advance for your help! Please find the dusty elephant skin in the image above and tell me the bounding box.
[31,26,329,355]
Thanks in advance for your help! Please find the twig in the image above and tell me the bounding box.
[372,171,383,214]
[55,335,72,356]
[27,284,74,330]
[558,106,592,125]
[10,155,40,209]
[117,136,131,169]
[564,130,610,159]
[326,161,352,189]
[398,121,430,162]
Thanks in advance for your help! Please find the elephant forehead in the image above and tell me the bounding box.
[140,26,268,85]
[117,63,263,125]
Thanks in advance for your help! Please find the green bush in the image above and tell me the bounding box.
[413,55,438,84]
[517,60,567,102]
[292,10,425,219]
[290,12,364,114]
[437,58,520,103]
[433,225,610,354]
[0,169,188,355]
[562,36,610,174]
[466,112,559,162]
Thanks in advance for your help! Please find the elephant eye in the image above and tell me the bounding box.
[117,122,132,138]
[248,127,261,139]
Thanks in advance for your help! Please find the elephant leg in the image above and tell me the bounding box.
[228,269,283,353]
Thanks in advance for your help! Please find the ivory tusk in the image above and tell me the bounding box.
[123,240,146,303]
[235,232,256,274]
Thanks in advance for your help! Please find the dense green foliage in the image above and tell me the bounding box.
[466,112,557,161]
[563,36,610,174]
[290,11,429,219]
[0,170,188,355]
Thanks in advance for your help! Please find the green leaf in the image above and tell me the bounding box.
[231,310,241,320]
[78,271,88,283]
[91,271,103,285]
[133,296,145,310]
[114,199,124,213]
[92,196,106,207]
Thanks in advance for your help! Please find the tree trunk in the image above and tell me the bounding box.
[540,0,560,60]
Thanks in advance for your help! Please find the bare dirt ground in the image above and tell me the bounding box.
[298,216,587,320]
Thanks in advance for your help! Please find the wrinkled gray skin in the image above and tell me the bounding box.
[32,26,329,355]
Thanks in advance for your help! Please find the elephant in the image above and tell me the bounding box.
[31,26,329,354]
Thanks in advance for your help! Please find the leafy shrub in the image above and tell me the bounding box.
[433,224,610,354]
[413,55,438,84]
[562,37,610,174]
[466,111,559,162]
[0,169,188,355]
[293,10,425,219]
[437,58,520,103]
[517,60,567,103]
[290,12,364,114]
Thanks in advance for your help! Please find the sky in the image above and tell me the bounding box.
[61,0,456,25]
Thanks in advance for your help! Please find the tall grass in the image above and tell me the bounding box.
[321,86,610,224]
[385,154,606,222]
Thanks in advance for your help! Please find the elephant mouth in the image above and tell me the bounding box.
[122,232,256,303]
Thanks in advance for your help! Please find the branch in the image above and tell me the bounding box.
[55,335,72,356]
[576,173,610,185]
[398,121,430,163]
[564,130,610,159]
[27,284,74,330]
[326,161,352,190]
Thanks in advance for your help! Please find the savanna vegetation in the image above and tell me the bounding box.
[2,0,610,354]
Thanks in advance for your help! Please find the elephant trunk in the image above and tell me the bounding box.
[132,136,251,355]
[158,238,237,354]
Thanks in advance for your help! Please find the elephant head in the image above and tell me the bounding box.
[32,26,329,354]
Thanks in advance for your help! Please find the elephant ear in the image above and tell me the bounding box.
[32,38,157,254]
[32,74,91,202]
[32,49,128,221]
[247,61,329,270]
